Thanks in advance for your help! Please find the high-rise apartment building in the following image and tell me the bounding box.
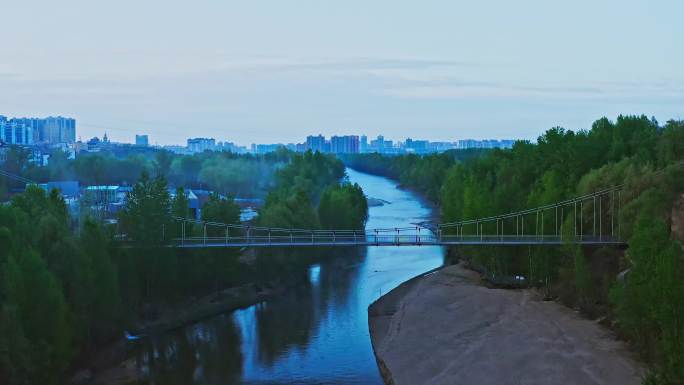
[360,135,368,153]
[10,118,44,143]
[42,116,76,144]
[1,121,34,145]
[306,134,327,153]
[187,137,216,153]
[5,116,76,144]
[369,135,393,153]
[135,134,149,147]
[252,143,286,154]
[404,138,429,153]
[330,135,360,154]
[217,141,248,154]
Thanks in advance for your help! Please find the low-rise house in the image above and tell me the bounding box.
[169,187,200,219]
[37,181,80,198]
[85,185,119,205]
[83,185,131,214]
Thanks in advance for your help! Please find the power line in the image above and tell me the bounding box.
[0,169,35,185]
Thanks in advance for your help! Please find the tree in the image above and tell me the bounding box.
[0,302,32,385]
[611,215,684,382]
[46,149,72,181]
[258,190,320,229]
[656,120,684,167]
[119,171,171,244]
[201,193,240,237]
[73,154,108,185]
[170,186,193,238]
[4,251,72,384]
[80,218,121,339]
[192,194,241,293]
[3,146,31,177]
[318,183,368,230]
[154,150,174,177]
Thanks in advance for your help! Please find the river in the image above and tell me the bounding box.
[128,169,444,384]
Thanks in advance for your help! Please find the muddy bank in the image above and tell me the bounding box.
[368,263,644,385]
[71,277,294,385]
[130,279,289,336]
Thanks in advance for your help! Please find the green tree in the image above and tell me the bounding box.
[4,251,72,384]
[258,190,320,229]
[154,150,174,177]
[171,187,193,238]
[611,216,684,382]
[201,193,241,237]
[80,218,121,339]
[3,146,32,178]
[201,193,240,224]
[119,171,171,244]
[318,183,368,230]
[193,194,242,293]
[656,120,684,167]
[73,153,108,185]
[0,302,32,385]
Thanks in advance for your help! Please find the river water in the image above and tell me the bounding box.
[130,169,444,384]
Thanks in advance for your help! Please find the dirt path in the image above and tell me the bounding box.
[368,264,644,385]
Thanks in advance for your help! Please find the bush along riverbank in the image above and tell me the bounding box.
[0,150,369,385]
[351,115,684,384]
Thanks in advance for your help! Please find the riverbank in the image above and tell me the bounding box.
[70,276,296,385]
[368,263,644,385]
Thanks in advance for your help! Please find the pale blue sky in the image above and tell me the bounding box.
[1,0,682,145]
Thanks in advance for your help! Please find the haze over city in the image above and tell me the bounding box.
[2,0,683,145]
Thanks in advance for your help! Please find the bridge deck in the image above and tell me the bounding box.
[172,235,625,248]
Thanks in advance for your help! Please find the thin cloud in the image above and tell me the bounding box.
[379,81,684,101]
[262,58,477,72]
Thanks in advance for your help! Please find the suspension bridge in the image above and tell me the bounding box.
[165,160,684,248]
[6,165,677,248]
[167,185,624,248]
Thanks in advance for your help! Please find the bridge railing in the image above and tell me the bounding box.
[168,222,436,247]
[437,185,624,244]
[167,232,623,247]
[172,233,437,246]
[435,160,684,245]
[161,171,679,247]
[132,184,630,247]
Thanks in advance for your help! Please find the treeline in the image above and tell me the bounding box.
[0,147,296,200]
[347,115,684,384]
[341,149,486,201]
[249,151,368,283]
[258,151,368,230]
[0,187,121,384]
[0,150,367,385]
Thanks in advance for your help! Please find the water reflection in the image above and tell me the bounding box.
[309,264,320,285]
[135,314,243,384]
[240,249,368,373]
[128,169,444,384]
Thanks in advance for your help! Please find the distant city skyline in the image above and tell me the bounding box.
[90,127,531,147]
[0,112,529,148]
[2,1,682,145]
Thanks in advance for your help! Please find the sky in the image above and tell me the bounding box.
[1,0,682,146]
